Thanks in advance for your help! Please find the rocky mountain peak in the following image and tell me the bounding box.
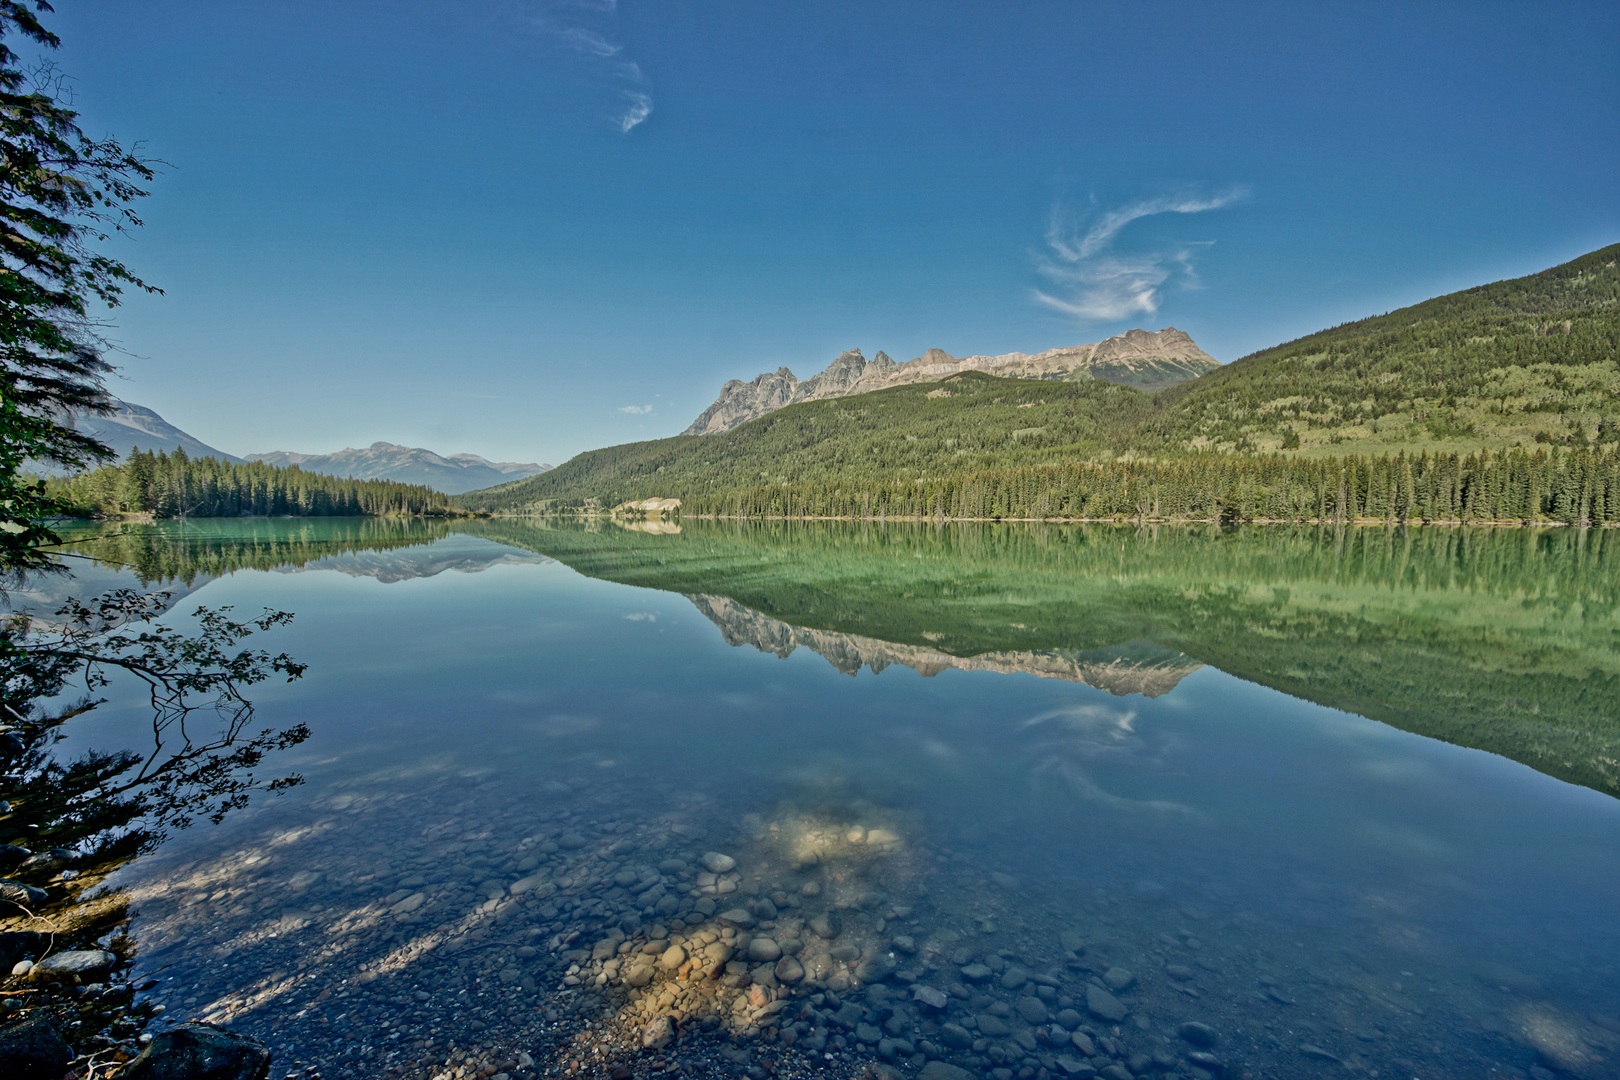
[682,367,801,436]
[682,328,1221,435]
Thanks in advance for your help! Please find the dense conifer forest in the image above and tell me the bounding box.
[47,449,455,518]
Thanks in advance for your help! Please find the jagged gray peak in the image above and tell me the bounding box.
[688,593,1203,697]
[681,366,800,436]
[789,348,870,405]
[683,329,1219,436]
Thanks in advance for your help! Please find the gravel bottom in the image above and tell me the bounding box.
[110,770,1618,1080]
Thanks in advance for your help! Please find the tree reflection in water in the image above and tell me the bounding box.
[1,584,309,1077]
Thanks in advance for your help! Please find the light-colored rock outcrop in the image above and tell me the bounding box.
[684,329,1218,435]
[683,367,801,436]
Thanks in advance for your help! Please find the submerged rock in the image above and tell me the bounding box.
[1086,984,1129,1022]
[1102,966,1135,991]
[1177,1021,1218,1047]
[641,1015,674,1050]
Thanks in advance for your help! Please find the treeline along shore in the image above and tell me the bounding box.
[495,445,1620,526]
[47,448,458,518]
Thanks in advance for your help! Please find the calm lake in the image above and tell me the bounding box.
[28,518,1620,1080]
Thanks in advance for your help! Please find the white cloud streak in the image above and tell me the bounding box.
[616,91,652,133]
[509,1,651,133]
[1033,188,1247,323]
[617,404,653,414]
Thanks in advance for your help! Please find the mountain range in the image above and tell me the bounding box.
[460,244,1620,515]
[245,444,551,495]
[684,327,1219,435]
[55,399,244,468]
[47,400,551,494]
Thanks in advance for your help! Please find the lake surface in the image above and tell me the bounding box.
[27,518,1620,1080]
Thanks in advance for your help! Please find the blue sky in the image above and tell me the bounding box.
[49,0,1620,464]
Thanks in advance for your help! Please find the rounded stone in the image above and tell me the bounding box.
[641,1015,674,1050]
[1086,984,1129,1022]
[701,852,736,874]
[774,955,805,984]
[28,950,116,980]
[659,945,687,970]
[1016,996,1049,1024]
[747,937,782,963]
[1177,1021,1218,1048]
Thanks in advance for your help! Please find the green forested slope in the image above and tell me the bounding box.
[1137,242,1620,454]
[462,245,1620,519]
[463,374,1154,512]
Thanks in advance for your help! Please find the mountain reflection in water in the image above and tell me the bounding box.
[23,517,1620,1080]
[690,594,1202,697]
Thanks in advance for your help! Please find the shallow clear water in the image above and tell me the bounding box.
[34,519,1620,1080]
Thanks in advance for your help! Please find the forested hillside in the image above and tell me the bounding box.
[1140,242,1620,454]
[463,374,1152,512]
[461,245,1620,522]
[48,449,456,518]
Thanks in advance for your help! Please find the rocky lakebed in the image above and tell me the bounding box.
[108,768,1614,1080]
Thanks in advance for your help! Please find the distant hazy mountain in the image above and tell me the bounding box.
[37,399,243,472]
[246,443,552,494]
[684,328,1220,435]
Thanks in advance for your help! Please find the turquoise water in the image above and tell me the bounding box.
[31,520,1620,1080]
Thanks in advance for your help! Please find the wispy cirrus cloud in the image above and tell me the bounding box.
[1033,187,1247,323]
[617,404,653,415]
[505,1,652,132]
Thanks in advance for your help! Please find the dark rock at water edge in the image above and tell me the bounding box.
[0,931,44,972]
[0,879,47,911]
[28,949,118,981]
[121,1023,271,1080]
[0,1014,72,1080]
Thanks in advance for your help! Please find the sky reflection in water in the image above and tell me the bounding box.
[47,520,1620,1079]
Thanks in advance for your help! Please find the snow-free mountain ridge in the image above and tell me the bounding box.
[41,398,549,494]
[684,328,1220,436]
[246,444,551,495]
[54,399,244,468]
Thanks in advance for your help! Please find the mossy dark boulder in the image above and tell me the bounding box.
[0,1014,72,1080]
[121,1023,270,1080]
